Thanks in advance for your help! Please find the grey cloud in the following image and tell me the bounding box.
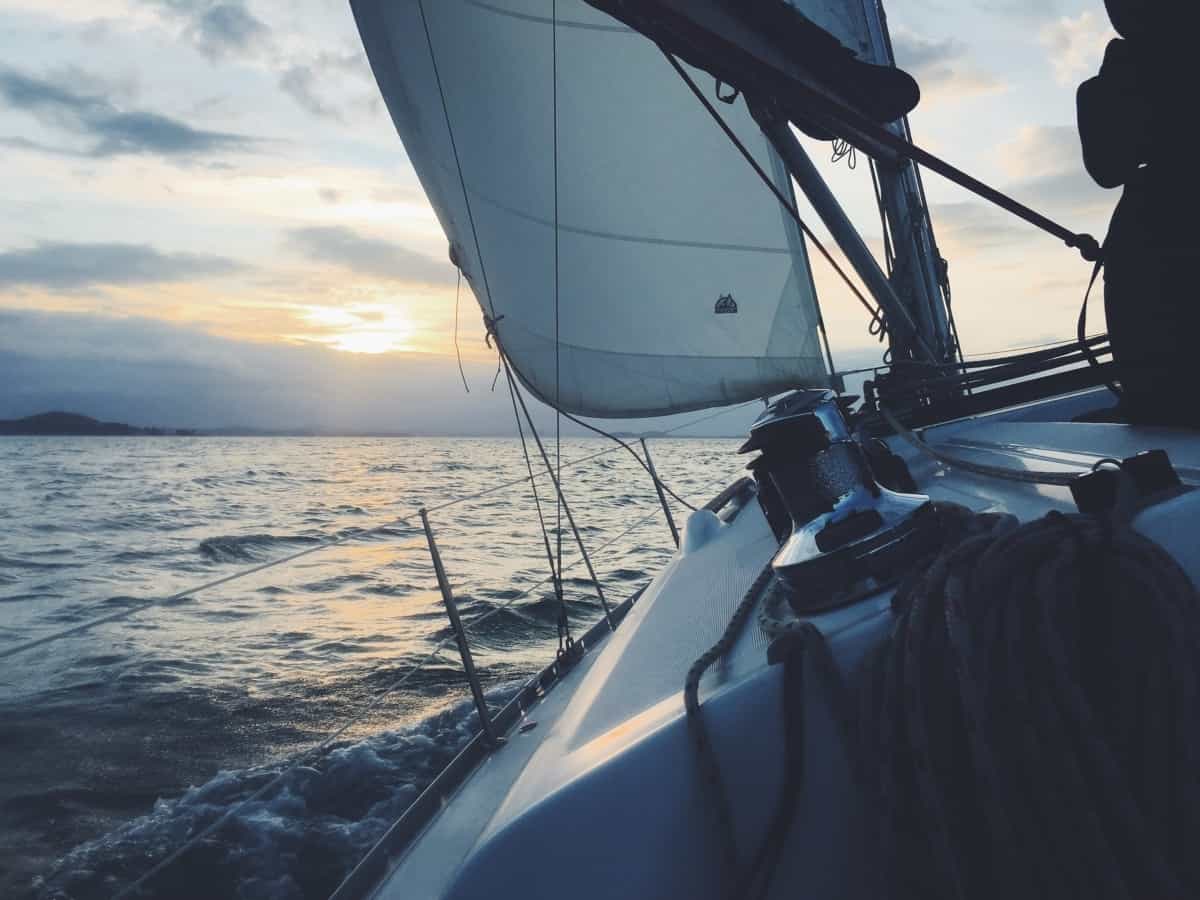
[0,241,246,290]
[0,67,255,159]
[931,201,1029,252]
[278,51,374,121]
[279,65,343,121]
[0,309,805,434]
[892,28,1005,102]
[145,0,272,60]
[892,31,964,70]
[188,3,271,60]
[286,226,452,284]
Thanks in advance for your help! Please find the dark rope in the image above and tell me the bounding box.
[857,509,1200,899]
[683,563,777,897]
[453,269,470,393]
[1078,255,1122,397]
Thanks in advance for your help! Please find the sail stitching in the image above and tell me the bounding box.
[463,0,632,33]
[466,185,794,254]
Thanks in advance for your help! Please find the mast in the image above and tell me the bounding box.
[852,0,956,366]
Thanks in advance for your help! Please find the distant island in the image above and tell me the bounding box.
[0,412,197,436]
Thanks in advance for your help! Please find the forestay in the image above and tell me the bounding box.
[352,0,829,418]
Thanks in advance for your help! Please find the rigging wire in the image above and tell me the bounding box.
[660,49,889,338]
[554,405,699,512]
[111,504,665,900]
[0,526,424,664]
[501,353,616,626]
[552,0,565,651]
[501,353,571,649]
[417,0,498,322]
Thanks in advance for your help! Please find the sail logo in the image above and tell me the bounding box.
[714,294,738,315]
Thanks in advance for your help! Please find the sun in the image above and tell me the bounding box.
[333,330,405,354]
[301,305,415,354]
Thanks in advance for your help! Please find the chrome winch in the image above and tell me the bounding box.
[741,390,942,613]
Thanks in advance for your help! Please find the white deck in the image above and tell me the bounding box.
[361,390,1200,900]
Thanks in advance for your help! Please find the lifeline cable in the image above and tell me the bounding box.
[501,356,571,649]
[112,504,666,900]
[502,353,616,627]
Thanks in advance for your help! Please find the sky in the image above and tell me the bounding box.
[0,0,1120,434]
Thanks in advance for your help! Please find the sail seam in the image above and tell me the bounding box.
[469,186,793,254]
[464,0,631,33]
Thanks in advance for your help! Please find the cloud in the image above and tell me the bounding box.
[286,226,452,284]
[277,50,376,122]
[995,124,1116,218]
[1039,12,1115,86]
[0,308,785,435]
[278,64,342,121]
[997,124,1081,181]
[930,201,1029,253]
[0,66,256,159]
[0,241,246,290]
[931,122,1117,258]
[186,2,271,60]
[974,0,1061,16]
[143,0,273,60]
[892,28,1005,104]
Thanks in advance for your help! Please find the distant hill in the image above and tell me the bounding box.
[0,412,196,436]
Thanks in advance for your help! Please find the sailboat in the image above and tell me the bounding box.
[328,1,1200,898]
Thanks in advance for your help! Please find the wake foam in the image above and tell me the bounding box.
[37,684,520,900]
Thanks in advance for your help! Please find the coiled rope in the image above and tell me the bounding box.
[857,507,1200,899]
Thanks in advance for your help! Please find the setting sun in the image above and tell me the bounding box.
[332,329,407,353]
[300,305,414,353]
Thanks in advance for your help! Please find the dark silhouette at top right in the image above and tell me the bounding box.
[1077,0,1200,425]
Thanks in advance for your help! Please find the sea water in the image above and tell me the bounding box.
[0,436,742,900]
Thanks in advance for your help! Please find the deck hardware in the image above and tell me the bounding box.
[1070,450,1188,519]
[741,390,938,612]
[641,438,680,547]
[419,508,499,748]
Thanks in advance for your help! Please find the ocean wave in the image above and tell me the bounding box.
[36,685,519,900]
[197,534,321,564]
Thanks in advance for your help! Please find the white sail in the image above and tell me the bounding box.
[352,0,829,418]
